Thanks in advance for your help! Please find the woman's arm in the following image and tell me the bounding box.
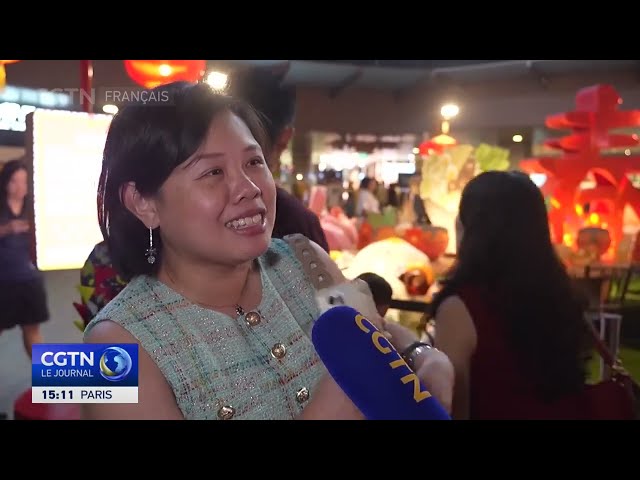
[433,295,477,420]
[83,320,184,420]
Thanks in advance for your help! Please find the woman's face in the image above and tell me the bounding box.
[7,168,28,201]
[153,110,277,267]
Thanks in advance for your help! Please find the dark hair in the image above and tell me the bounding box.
[0,159,29,217]
[387,183,399,207]
[431,171,590,400]
[360,177,373,190]
[358,272,393,307]
[97,81,269,281]
[227,68,296,145]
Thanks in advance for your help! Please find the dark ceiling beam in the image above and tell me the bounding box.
[224,60,292,84]
[328,68,363,99]
[526,60,550,89]
[269,61,291,82]
[393,75,430,102]
[393,71,452,102]
[425,71,465,99]
[430,70,458,87]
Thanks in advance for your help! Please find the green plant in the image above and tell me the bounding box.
[475,143,510,172]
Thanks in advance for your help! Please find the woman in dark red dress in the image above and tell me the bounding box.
[431,171,592,419]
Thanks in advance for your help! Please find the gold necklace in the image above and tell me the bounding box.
[166,262,263,327]
[234,304,264,327]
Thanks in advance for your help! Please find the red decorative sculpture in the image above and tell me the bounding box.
[418,133,457,156]
[520,84,640,258]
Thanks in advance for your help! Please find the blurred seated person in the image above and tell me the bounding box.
[355,177,380,217]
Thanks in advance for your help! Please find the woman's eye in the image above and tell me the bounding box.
[205,168,223,176]
[249,157,265,167]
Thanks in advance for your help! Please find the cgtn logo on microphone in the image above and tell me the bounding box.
[32,344,138,404]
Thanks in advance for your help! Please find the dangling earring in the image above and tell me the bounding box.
[145,228,157,264]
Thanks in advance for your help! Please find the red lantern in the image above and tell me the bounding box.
[124,60,206,88]
[418,134,457,156]
[0,60,20,89]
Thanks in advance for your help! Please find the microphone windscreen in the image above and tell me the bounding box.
[311,305,450,420]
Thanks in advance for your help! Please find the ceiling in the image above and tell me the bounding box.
[3,60,639,113]
[210,60,640,93]
[3,59,638,97]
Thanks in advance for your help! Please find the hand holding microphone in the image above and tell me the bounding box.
[315,278,386,331]
[311,305,451,420]
[284,234,449,419]
[383,321,455,414]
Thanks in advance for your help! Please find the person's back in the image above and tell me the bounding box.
[433,171,591,420]
[457,285,588,419]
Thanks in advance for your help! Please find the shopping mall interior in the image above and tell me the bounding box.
[0,60,638,421]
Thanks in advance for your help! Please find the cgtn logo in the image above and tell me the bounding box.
[99,346,133,381]
[32,343,138,404]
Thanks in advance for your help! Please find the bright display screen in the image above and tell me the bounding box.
[30,109,113,270]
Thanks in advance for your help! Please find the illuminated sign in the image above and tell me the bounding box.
[0,102,37,131]
[0,86,72,132]
[28,109,113,270]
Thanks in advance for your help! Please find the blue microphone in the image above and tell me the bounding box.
[311,305,451,420]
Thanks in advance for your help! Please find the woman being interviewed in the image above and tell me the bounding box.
[83,81,447,420]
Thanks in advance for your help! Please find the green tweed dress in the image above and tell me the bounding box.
[84,238,325,420]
